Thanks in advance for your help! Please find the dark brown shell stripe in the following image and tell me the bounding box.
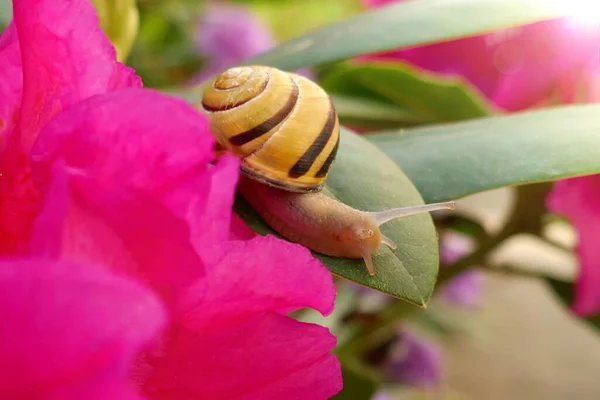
[315,136,339,178]
[229,78,300,146]
[289,99,338,178]
[201,74,270,112]
[241,165,323,193]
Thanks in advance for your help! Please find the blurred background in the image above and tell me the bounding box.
[1,0,599,399]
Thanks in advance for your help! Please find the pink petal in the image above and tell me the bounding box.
[30,89,219,315]
[159,153,241,260]
[0,22,22,141]
[0,23,37,255]
[12,0,142,151]
[358,0,501,98]
[0,136,41,255]
[589,72,600,103]
[29,160,70,258]
[558,55,600,104]
[359,0,600,111]
[0,259,166,399]
[31,89,214,195]
[29,160,207,318]
[547,176,600,315]
[229,212,257,241]
[492,19,600,110]
[359,36,501,100]
[43,381,147,400]
[142,313,341,400]
[189,154,240,247]
[360,0,393,6]
[186,235,337,330]
[66,173,208,318]
[137,234,341,398]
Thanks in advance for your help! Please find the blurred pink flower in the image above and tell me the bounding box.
[0,0,342,398]
[547,177,600,316]
[359,0,600,111]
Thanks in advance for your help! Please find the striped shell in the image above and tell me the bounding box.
[200,66,340,193]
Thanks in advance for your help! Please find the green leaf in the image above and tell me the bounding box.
[545,276,600,332]
[234,128,440,306]
[332,365,378,400]
[331,93,425,130]
[0,0,12,28]
[366,104,600,203]
[91,0,139,62]
[244,0,566,70]
[320,62,494,125]
[246,0,364,42]
[545,276,575,305]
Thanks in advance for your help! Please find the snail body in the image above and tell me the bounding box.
[201,66,455,276]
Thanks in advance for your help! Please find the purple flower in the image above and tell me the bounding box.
[371,391,393,400]
[438,270,485,308]
[386,328,443,389]
[191,2,314,83]
[437,232,485,308]
[192,2,274,83]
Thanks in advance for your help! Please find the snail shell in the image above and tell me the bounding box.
[201,66,340,193]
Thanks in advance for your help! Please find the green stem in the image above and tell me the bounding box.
[336,298,415,358]
[486,263,549,280]
[437,182,554,286]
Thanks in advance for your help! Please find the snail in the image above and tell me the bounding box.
[200,66,455,276]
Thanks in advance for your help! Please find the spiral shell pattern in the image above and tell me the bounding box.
[201,66,340,193]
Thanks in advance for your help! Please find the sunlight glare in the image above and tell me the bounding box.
[544,0,600,27]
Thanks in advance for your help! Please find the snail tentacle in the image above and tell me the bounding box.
[380,234,397,250]
[361,248,376,276]
[368,201,457,227]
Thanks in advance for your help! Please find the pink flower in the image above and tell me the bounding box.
[547,177,600,316]
[0,259,166,399]
[359,0,600,111]
[0,0,342,398]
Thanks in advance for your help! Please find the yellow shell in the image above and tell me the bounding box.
[200,66,340,193]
